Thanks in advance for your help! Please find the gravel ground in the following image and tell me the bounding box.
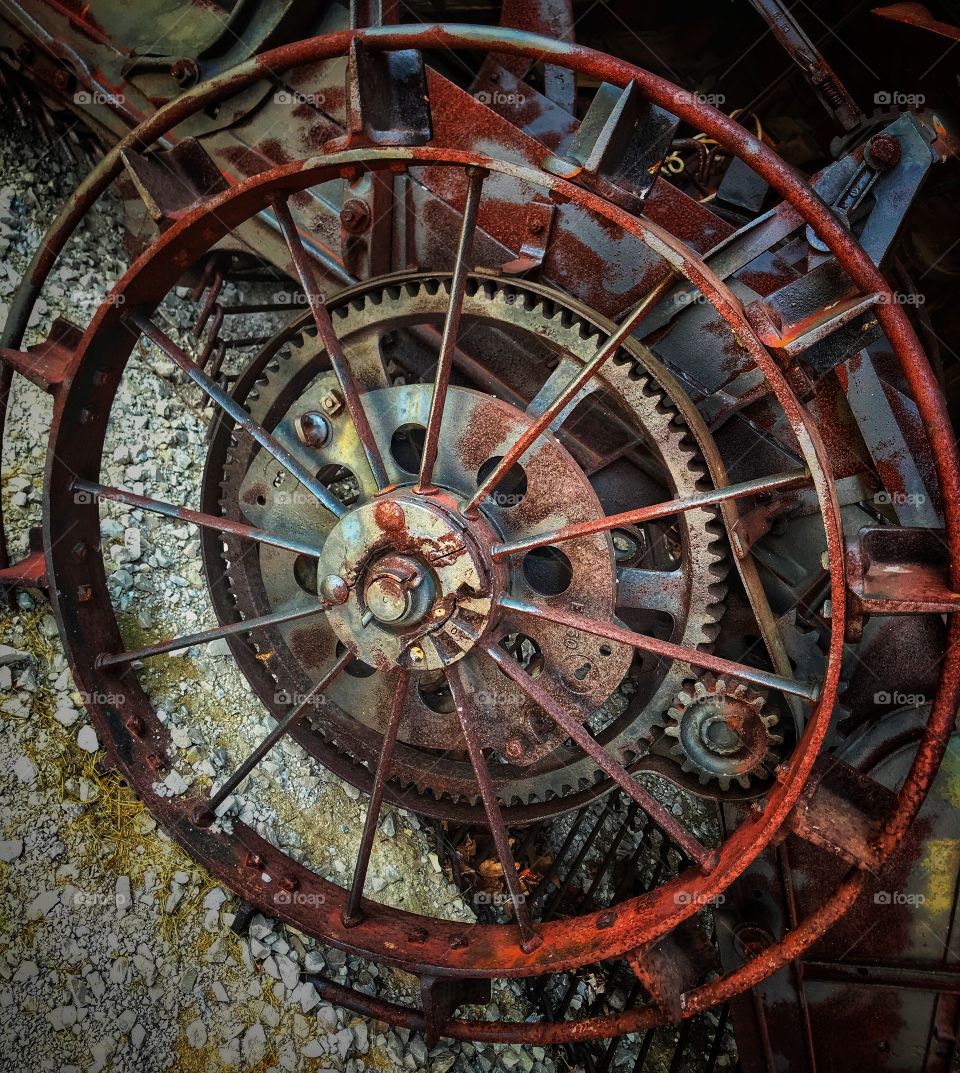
[0,121,565,1073]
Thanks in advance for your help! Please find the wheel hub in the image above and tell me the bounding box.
[318,492,502,672]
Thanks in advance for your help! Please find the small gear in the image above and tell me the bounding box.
[665,677,783,790]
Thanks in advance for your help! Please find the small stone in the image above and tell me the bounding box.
[12,755,36,784]
[115,876,131,911]
[0,645,30,667]
[0,840,23,863]
[76,726,99,753]
[26,890,59,921]
[241,1024,267,1065]
[185,1019,207,1048]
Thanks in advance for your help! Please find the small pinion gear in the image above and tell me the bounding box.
[665,676,783,790]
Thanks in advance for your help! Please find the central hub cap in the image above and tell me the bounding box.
[317,493,502,672]
[363,554,435,626]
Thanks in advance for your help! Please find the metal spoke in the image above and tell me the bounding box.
[342,671,410,928]
[126,310,347,519]
[71,479,328,558]
[483,644,716,871]
[271,194,389,490]
[194,650,352,827]
[447,666,542,952]
[417,164,487,494]
[491,469,810,560]
[97,602,332,669]
[498,594,819,702]
[461,273,677,518]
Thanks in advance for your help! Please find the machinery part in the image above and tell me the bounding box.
[666,677,783,790]
[0,21,957,1052]
[207,271,727,816]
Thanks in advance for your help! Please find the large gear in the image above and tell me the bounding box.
[203,272,729,815]
[665,676,783,791]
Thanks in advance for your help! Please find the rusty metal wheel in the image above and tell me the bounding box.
[42,144,843,1021]
[200,269,733,821]
[2,23,958,1048]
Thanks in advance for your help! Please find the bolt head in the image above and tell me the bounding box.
[320,574,349,606]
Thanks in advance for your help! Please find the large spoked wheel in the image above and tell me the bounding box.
[46,147,842,983]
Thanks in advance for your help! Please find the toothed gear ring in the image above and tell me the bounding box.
[665,677,783,790]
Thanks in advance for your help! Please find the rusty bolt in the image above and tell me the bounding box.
[408,927,429,944]
[528,220,544,235]
[733,922,775,960]
[245,852,265,870]
[505,737,524,760]
[340,198,371,234]
[320,389,344,416]
[865,132,901,172]
[597,911,617,929]
[409,645,426,664]
[15,42,32,63]
[320,574,349,606]
[295,411,331,449]
[171,58,200,88]
[53,69,74,94]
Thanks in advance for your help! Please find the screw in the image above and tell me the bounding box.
[865,132,901,172]
[171,58,200,88]
[295,411,331,449]
[320,389,344,416]
[505,737,524,760]
[528,220,544,235]
[340,198,371,234]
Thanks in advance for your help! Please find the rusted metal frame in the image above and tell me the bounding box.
[498,594,818,702]
[874,3,960,41]
[127,310,347,519]
[461,271,677,517]
[416,164,487,494]
[0,547,47,590]
[343,670,409,928]
[484,643,717,871]
[6,21,953,555]
[270,193,389,490]
[745,0,865,131]
[447,666,541,953]
[491,468,810,560]
[195,650,353,827]
[17,28,958,1033]
[95,602,330,669]
[70,479,327,559]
